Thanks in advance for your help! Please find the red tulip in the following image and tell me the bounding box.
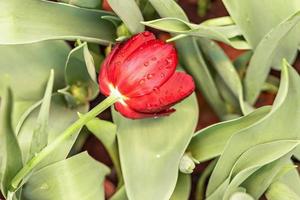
[99,31,195,119]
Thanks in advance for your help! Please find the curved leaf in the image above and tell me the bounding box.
[206,61,300,198]
[63,42,99,105]
[0,41,70,102]
[17,95,88,167]
[0,0,116,45]
[0,87,23,197]
[86,118,122,185]
[58,0,101,9]
[170,174,191,200]
[244,11,300,104]
[107,0,144,33]
[22,152,110,200]
[188,106,269,162]
[142,18,250,49]
[112,94,198,200]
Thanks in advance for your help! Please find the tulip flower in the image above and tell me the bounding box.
[10,32,195,188]
[99,31,195,119]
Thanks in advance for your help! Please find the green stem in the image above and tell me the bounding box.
[10,95,120,190]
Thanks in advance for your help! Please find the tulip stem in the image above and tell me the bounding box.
[10,94,120,191]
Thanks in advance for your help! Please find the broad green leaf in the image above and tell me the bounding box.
[206,61,300,197]
[107,0,144,33]
[241,156,291,199]
[29,70,54,159]
[229,192,254,200]
[222,140,300,200]
[109,173,191,200]
[63,42,99,105]
[223,0,300,69]
[112,94,198,200]
[170,174,191,200]
[222,0,300,48]
[17,94,88,166]
[188,106,270,162]
[0,87,23,197]
[22,152,110,200]
[142,18,250,49]
[244,11,300,104]
[0,0,116,45]
[277,161,300,197]
[149,0,227,118]
[265,182,300,200]
[58,0,101,8]
[86,118,122,185]
[0,41,69,102]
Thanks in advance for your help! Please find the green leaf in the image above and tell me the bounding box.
[195,160,217,200]
[170,174,191,200]
[265,182,300,200]
[244,11,300,104]
[222,140,300,200]
[241,155,292,199]
[29,70,54,159]
[107,0,144,33]
[112,94,198,200]
[197,39,252,114]
[0,87,23,197]
[0,0,116,45]
[142,17,250,49]
[148,0,227,118]
[222,0,300,48]
[229,192,254,200]
[0,41,69,102]
[86,118,122,185]
[58,0,101,9]
[206,61,300,198]
[110,173,191,200]
[17,95,88,167]
[22,152,110,200]
[188,106,269,162]
[63,42,99,105]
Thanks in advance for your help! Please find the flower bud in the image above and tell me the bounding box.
[179,154,197,174]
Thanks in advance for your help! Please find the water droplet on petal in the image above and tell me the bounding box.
[160,73,165,78]
[139,79,145,85]
[147,73,154,79]
[144,61,149,67]
[151,57,157,61]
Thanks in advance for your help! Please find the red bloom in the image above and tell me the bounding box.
[99,31,195,119]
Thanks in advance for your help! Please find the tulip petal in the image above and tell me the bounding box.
[98,43,122,96]
[114,102,175,119]
[116,40,177,97]
[108,31,156,83]
[127,72,195,113]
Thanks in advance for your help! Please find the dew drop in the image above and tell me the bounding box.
[139,79,145,85]
[147,73,154,79]
[160,73,165,78]
[144,61,149,67]
[151,57,157,61]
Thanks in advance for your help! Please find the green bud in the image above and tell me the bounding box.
[116,23,131,39]
[69,83,90,105]
[179,154,197,174]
